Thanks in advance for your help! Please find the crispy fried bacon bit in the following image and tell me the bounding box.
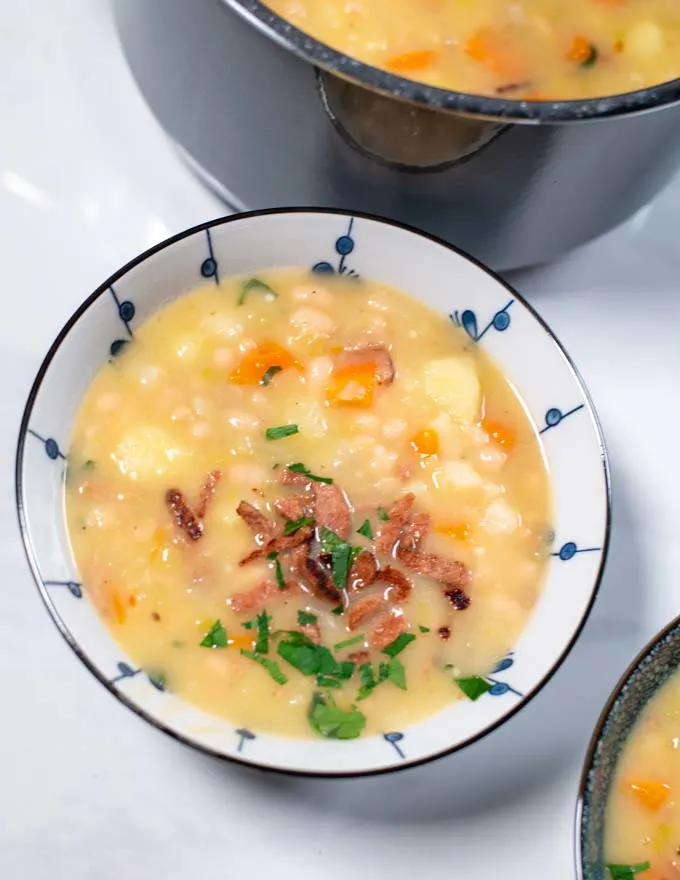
[337,344,395,385]
[377,565,413,603]
[368,611,406,650]
[236,501,282,545]
[438,625,452,641]
[444,588,471,611]
[400,511,430,552]
[397,547,470,589]
[374,493,415,555]
[196,470,222,519]
[314,483,352,539]
[273,494,312,522]
[348,550,378,593]
[348,650,370,664]
[166,489,204,541]
[347,594,384,631]
[301,622,322,643]
[294,551,342,605]
[238,526,314,566]
[279,466,311,487]
[230,578,299,615]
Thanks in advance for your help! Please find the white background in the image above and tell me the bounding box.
[2,1,679,877]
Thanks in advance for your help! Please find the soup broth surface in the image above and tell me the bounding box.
[66,269,550,740]
[264,0,680,100]
[605,671,680,878]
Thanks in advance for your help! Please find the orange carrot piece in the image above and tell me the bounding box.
[228,634,257,650]
[128,594,138,608]
[464,28,522,77]
[327,362,377,408]
[112,593,127,625]
[409,428,440,457]
[229,340,300,385]
[626,780,671,812]
[436,521,473,542]
[386,49,439,73]
[482,419,516,450]
[567,35,594,63]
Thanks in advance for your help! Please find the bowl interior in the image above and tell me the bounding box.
[578,618,680,878]
[16,209,610,775]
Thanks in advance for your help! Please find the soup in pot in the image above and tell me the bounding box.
[605,671,680,878]
[66,268,550,740]
[264,0,680,100]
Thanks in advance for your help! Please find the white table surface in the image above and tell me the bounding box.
[2,1,679,877]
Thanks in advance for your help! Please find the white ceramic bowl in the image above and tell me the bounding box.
[16,209,610,777]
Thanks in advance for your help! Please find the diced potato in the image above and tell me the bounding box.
[440,460,484,489]
[112,427,185,481]
[625,21,663,59]
[423,357,480,425]
[284,397,328,438]
[480,499,519,534]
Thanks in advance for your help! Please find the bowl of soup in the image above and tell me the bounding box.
[578,618,680,878]
[16,208,609,775]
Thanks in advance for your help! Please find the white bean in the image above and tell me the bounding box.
[381,418,407,439]
[289,307,336,338]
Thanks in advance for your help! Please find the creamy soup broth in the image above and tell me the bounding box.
[264,0,680,100]
[66,269,550,739]
[605,672,680,878]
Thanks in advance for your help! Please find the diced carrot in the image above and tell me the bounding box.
[409,428,439,457]
[436,521,473,542]
[567,35,595,64]
[626,780,671,812]
[228,634,256,650]
[613,38,624,52]
[229,341,301,385]
[327,362,377,408]
[128,593,138,608]
[386,49,440,73]
[112,593,127,625]
[482,419,516,450]
[464,28,523,77]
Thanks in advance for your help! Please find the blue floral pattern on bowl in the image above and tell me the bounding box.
[15,209,610,777]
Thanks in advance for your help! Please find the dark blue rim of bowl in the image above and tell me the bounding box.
[575,614,680,878]
[224,0,680,124]
[15,207,612,778]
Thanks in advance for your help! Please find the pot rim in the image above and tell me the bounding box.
[223,0,680,123]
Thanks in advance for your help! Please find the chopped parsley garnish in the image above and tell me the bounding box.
[260,365,282,386]
[283,515,314,536]
[418,625,431,633]
[357,658,406,700]
[277,632,354,687]
[455,675,492,701]
[267,551,287,590]
[288,462,333,484]
[332,604,344,616]
[580,43,598,69]
[378,506,389,521]
[357,519,374,540]
[357,662,379,700]
[238,277,278,306]
[200,619,228,649]
[241,650,288,685]
[606,863,650,879]
[308,692,366,739]
[297,610,318,626]
[316,675,343,689]
[265,424,299,441]
[320,527,361,590]
[382,632,416,658]
[334,634,364,651]
[384,657,406,690]
[255,611,272,654]
[83,459,96,471]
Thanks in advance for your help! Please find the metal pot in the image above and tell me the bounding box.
[113,0,680,270]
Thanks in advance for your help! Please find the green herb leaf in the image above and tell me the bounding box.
[331,544,352,591]
[580,43,598,69]
[357,519,374,540]
[331,604,344,616]
[456,676,492,701]
[384,657,406,690]
[334,634,365,651]
[319,527,344,553]
[283,515,314,536]
[255,610,272,654]
[260,365,282,386]
[200,619,228,649]
[378,506,389,521]
[278,639,324,675]
[83,459,96,471]
[288,462,333,484]
[267,552,287,590]
[238,277,278,306]
[356,662,377,701]
[382,632,416,658]
[298,610,318,626]
[316,675,343,688]
[266,424,299,441]
[336,661,355,680]
[606,863,651,879]
[240,650,288,685]
[418,625,431,633]
[308,692,366,739]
